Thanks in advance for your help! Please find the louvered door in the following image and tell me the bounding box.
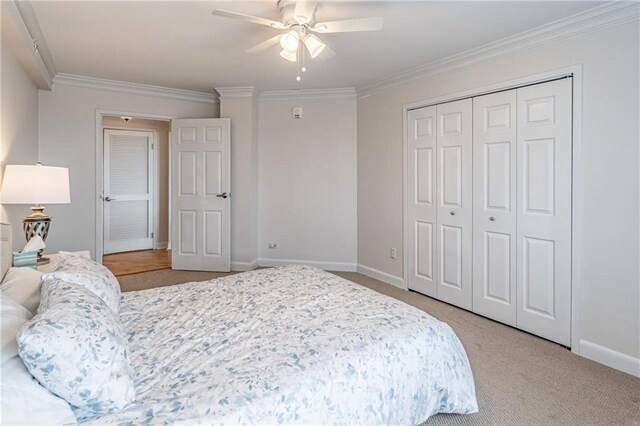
[104,129,154,254]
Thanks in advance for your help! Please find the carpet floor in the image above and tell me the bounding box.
[118,269,640,425]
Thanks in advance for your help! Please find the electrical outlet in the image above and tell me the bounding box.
[390,248,397,259]
[268,243,278,249]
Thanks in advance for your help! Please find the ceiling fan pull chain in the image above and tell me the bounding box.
[301,43,307,73]
[296,44,302,81]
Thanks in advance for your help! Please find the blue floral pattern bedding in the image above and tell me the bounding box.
[81,266,478,425]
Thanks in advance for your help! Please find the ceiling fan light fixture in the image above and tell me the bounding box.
[304,34,326,59]
[313,23,328,32]
[280,49,297,62]
[280,30,300,52]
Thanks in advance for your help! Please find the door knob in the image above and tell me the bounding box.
[489,216,496,222]
[105,196,115,202]
[216,192,229,199]
[450,211,455,216]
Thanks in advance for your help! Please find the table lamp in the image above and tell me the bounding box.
[0,163,71,264]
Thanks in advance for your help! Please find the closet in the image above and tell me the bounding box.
[406,78,572,346]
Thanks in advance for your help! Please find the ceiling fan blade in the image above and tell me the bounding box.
[212,9,286,30]
[311,17,383,33]
[246,35,282,54]
[294,0,317,25]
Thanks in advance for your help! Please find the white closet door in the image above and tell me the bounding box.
[407,106,438,296]
[472,90,517,325]
[436,99,473,310]
[104,129,154,254]
[516,78,572,345]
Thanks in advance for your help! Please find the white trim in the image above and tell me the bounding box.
[231,259,259,272]
[259,258,356,272]
[401,64,584,354]
[580,340,640,378]
[215,86,258,98]
[54,73,218,104]
[357,264,405,289]
[95,109,176,263]
[259,88,357,101]
[358,2,639,98]
[155,242,168,250]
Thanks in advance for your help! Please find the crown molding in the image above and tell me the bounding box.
[357,2,640,98]
[259,87,357,101]
[215,86,258,98]
[52,73,219,104]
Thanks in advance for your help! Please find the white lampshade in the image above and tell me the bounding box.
[280,49,297,62]
[0,164,71,205]
[279,30,299,52]
[304,34,326,59]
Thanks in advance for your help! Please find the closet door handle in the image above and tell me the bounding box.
[450,211,455,216]
[489,216,496,222]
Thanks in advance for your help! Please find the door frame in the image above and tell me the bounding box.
[402,64,584,353]
[95,109,175,263]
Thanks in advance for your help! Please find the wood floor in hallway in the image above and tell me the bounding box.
[103,249,170,276]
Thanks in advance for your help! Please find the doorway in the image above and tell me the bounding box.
[100,115,172,274]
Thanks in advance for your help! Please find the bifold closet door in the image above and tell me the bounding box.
[407,106,438,297]
[516,78,572,346]
[472,90,517,326]
[436,99,473,310]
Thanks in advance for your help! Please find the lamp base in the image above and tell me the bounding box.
[23,207,51,260]
[37,256,50,266]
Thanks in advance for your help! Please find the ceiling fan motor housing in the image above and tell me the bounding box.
[277,0,317,27]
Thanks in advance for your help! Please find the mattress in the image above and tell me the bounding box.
[80,266,478,424]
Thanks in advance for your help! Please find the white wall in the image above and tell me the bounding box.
[102,116,170,248]
[38,84,218,257]
[357,22,640,371]
[259,98,357,270]
[0,39,40,250]
[219,93,259,269]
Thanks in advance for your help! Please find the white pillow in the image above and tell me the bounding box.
[0,267,43,314]
[17,280,135,416]
[41,254,121,314]
[1,295,77,425]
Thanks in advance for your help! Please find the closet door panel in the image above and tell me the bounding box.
[407,106,438,296]
[436,99,473,310]
[516,78,572,346]
[472,90,517,325]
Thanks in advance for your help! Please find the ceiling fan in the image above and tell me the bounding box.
[212,0,383,81]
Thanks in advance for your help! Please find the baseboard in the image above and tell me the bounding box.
[357,264,405,289]
[579,339,640,377]
[231,259,259,272]
[155,242,168,250]
[258,258,357,272]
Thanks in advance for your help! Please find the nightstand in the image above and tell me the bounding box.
[37,251,92,273]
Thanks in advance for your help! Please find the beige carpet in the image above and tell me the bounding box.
[118,269,640,425]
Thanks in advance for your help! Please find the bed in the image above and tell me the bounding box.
[1,224,478,424]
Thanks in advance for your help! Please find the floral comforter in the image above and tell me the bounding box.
[81,266,477,425]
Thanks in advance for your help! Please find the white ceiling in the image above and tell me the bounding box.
[30,1,602,93]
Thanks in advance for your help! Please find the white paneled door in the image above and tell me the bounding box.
[436,99,473,310]
[171,119,231,272]
[104,129,154,254]
[472,90,517,326]
[407,106,438,296]
[516,79,572,345]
